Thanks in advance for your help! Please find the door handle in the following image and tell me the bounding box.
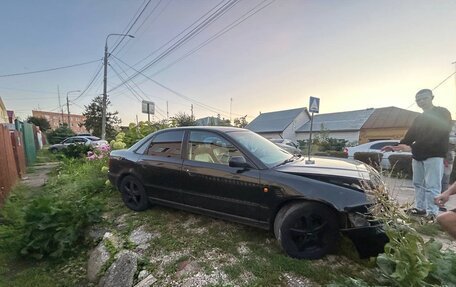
[185,168,195,176]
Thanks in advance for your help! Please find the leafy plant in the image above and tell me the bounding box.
[61,144,93,158]
[20,194,102,259]
[371,184,456,286]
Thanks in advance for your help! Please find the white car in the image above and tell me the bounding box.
[345,139,411,169]
[49,136,109,152]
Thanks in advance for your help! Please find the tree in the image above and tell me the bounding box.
[27,116,51,131]
[81,95,121,140]
[46,124,75,144]
[233,116,248,128]
[170,112,196,127]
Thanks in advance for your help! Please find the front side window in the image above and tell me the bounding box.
[188,131,242,165]
[229,131,291,168]
[146,130,184,158]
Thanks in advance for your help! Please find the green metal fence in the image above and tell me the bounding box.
[16,121,36,165]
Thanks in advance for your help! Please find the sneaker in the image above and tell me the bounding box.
[439,207,447,212]
[406,208,426,216]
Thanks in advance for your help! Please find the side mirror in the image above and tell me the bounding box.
[229,156,250,169]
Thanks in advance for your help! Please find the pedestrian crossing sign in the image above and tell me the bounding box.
[309,97,320,113]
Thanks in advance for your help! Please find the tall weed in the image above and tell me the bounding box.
[371,184,456,286]
[1,158,111,260]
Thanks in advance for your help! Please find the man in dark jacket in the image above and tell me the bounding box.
[383,89,452,218]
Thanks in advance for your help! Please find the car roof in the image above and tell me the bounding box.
[158,126,248,133]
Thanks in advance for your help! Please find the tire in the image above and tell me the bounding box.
[119,176,150,211]
[274,202,340,259]
[49,148,58,153]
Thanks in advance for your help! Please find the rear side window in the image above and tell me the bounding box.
[146,130,184,158]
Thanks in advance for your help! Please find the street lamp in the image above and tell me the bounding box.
[101,33,135,140]
[66,90,81,126]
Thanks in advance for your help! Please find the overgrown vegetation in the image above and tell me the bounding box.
[371,184,456,286]
[0,157,111,261]
[354,152,383,170]
[46,125,75,144]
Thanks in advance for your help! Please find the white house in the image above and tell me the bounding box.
[245,107,310,142]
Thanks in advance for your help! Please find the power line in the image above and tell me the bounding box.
[72,62,104,103]
[433,71,456,91]
[109,0,240,93]
[0,59,102,78]
[150,0,275,77]
[112,54,234,118]
[110,0,153,55]
[115,0,167,57]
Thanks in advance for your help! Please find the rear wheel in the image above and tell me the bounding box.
[274,202,340,259]
[120,176,150,211]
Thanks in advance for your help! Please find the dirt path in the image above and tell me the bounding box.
[21,162,59,188]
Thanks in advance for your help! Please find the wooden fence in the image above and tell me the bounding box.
[0,125,20,204]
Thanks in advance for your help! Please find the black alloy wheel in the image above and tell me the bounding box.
[274,202,339,259]
[120,176,150,211]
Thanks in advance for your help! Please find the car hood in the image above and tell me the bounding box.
[274,156,371,180]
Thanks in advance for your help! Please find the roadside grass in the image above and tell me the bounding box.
[35,148,59,164]
[2,152,454,286]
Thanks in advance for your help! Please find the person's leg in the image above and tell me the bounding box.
[436,210,456,239]
[423,157,444,216]
[412,159,426,212]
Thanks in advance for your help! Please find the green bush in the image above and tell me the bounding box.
[61,144,93,159]
[389,154,413,179]
[20,194,101,259]
[0,158,109,260]
[354,152,383,170]
[46,126,75,144]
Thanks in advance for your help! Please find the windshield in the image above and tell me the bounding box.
[229,131,291,168]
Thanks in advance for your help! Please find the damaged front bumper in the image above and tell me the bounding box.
[340,205,389,259]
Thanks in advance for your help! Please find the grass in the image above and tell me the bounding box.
[2,152,455,286]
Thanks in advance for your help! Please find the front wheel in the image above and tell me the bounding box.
[119,176,150,211]
[274,202,340,259]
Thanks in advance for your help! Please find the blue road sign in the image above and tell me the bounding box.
[309,96,320,113]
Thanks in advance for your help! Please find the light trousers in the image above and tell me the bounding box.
[412,157,444,216]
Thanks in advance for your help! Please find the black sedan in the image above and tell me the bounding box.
[108,127,387,259]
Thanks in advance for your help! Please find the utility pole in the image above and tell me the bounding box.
[166,101,169,120]
[58,85,64,125]
[66,90,80,128]
[191,104,194,118]
[102,33,134,140]
[230,97,233,123]
[66,95,70,125]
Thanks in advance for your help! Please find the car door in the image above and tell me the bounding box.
[137,130,185,203]
[181,130,263,220]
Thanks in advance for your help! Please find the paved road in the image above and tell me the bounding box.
[383,176,456,211]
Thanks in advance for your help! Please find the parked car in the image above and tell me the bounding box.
[269,138,301,155]
[345,140,411,169]
[109,127,387,259]
[49,136,108,152]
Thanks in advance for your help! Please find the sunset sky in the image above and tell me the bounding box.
[1,0,455,124]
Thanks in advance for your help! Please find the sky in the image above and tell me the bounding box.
[0,0,455,125]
